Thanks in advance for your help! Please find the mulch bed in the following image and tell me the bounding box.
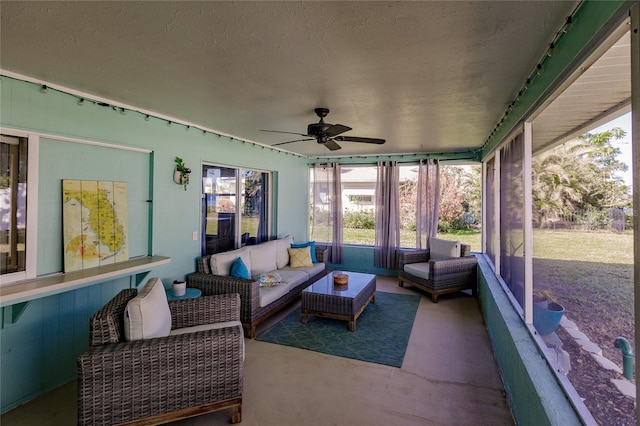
[556,326,635,425]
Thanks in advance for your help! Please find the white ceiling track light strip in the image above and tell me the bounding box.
[0,69,306,158]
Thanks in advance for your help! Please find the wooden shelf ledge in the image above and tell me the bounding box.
[0,255,171,309]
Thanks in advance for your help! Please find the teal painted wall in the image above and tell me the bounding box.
[327,245,395,277]
[476,255,582,426]
[0,76,311,412]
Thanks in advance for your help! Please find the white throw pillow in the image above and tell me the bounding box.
[249,240,278,275]
[276,235,293,269]
[210,247,251,276]
[124,277,172,341]
[429,237,461,259]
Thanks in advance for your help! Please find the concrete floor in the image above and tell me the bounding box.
[1,276,514,426]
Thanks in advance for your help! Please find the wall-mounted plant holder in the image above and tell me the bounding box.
[174,157,191,191]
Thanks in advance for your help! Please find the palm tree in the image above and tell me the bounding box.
[532,128,630,228]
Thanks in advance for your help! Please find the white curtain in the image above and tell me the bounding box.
[374,161,400,268]
[311,163,343,263]
[416,159,440,249]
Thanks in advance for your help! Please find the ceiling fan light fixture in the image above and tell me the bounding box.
[262,107,385,151]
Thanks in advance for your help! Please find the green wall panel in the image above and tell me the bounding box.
[477,255,582,426]
[0,76,311,411]
[37,139,150,275]
[327,245,395,277]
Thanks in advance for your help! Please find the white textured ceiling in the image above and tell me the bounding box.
[0,1,603,158]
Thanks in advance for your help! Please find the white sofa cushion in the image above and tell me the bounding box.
[275,268,311,288]
[404,262,430,280]
[275,235,293,269]
[429,237,461,259]
[250,240,278,275]
[124,277,172,341]
[279,263,325,284]
[259,282,291,307]
[210,247,251,276]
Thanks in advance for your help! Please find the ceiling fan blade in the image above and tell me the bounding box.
[260,129,310,137]
[324,124,351,137]
[323,139,342,151]
[272,138,315,146]
[335,136,386,144]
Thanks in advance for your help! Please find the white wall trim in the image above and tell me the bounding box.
[25,134,39,280]
[0,126,151,154]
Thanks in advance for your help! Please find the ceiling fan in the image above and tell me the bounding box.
[261,108,386,151]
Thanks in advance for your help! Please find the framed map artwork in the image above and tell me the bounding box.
[62,180,129,272]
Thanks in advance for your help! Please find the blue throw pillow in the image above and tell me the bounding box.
[230,256,250,279]
[291,241,317,263]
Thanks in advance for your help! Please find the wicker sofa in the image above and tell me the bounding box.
[77,285,244,425]
[398,238,478,303]
[187,236,327,338]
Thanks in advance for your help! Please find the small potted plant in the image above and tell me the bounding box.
[533,288,565,335]
[174,156,191,190]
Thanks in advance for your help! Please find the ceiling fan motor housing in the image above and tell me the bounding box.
[307,122,332,136]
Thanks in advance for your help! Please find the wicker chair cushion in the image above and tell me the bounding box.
[404,262,430,280]
[211,247,251,276]
[429,237,461,259]
[275,235,293,269]
[124,277,172,341]
[89,288,138,346]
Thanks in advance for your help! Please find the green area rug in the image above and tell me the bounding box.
[256,291,421,367]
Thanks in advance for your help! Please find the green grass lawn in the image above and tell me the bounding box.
[533,229,633,264]
[312,227,483,250]
[312,226,633,265]
[316,225,633,324]
[531,229,634,371]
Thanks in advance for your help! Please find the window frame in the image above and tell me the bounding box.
[201,162,273,255]
[1,128,39,285]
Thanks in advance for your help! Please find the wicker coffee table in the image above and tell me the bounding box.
[301,271,376,331]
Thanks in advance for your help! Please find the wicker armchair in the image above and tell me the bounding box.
[398,244,477,303]
[77,289,244,425]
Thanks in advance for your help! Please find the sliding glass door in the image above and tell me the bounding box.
[202,164,271,255]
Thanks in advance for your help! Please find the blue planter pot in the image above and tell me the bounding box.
[533,302,565,335]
